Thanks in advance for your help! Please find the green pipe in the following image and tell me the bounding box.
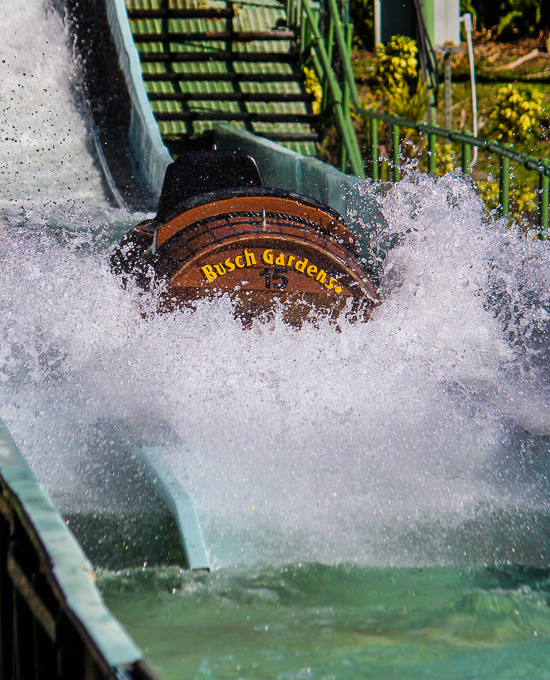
[301,0,364,177]
[324,0,362,111]
[461,142,471,176]
[302,0,365,179]
[539,159,549,232]
[340,139,348,174]
[302,19,311,62]
[370,118,379,181]
[326,16,334,62]
[340,23,352,174]
[324,17,334,119]
[343,24,352,106]
[499,154,510,217]
[310,48,333,123]
[342,0,350,23]
[334,103,362,176]
[428,133,436,174]
[301,3,342,102]
[310,50,325,92]
[391,124,400,182]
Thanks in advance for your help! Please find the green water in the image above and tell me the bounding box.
[98,563,550,679]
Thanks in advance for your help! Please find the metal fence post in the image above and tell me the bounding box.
[428,132,436,174]
[461,142,471,176]
[370,118,379,181]
[391,124,400,182]
[301,0,364,177]
[539,159,549,233]
[323,13,334,118]
[499,153,510,217]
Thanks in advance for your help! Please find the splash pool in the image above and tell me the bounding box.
[2,1,550,678]
[99,563,550,680]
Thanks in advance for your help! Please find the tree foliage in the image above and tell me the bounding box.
[349,0,549,48]
[460,0,547,39]
[350,0,374,48]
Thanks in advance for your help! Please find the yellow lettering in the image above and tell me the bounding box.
[235,255,245,268]
[287,255,296,268]
[326,277,337,290]
[275,253,286,266]
[214,263,226,276]
[295,258,308,273]
[306,264,317,277]
[200,265,217,283]
[316,269,327,283]
[245,249,256,267]
[335,285,343,294]
[225,257,236,272]
[262,249,273,265]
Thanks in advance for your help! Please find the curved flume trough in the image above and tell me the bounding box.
[3,0,550,678]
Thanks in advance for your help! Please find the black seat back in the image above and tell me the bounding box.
[156,150,264,223]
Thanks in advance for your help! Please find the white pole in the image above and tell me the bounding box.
[460,13,478,168]
[374,0,381,46]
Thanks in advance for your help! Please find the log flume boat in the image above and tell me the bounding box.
[114,149,380,323]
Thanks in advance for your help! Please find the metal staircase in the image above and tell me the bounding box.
[126,0,320,156]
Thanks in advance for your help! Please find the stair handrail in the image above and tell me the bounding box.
[321,0,550,233]
[299,0,365,178]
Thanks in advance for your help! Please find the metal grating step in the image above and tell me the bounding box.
[138,51,300,63]
[133,31,295,42]
[126,0,320,152]
[147,92,313,102]
[257,132,319,141]
[128,8,233,17]
[153,111,317,122]
[142,71,306,82]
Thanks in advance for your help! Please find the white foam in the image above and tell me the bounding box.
[2,3,550,569]
[0,0,109,216]
[1,170,550,568]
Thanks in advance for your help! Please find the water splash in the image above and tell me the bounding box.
[0,0,110,217]
[1,168,550,568]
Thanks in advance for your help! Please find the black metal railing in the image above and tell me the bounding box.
[293,0,550,233]
[0,420,160,680]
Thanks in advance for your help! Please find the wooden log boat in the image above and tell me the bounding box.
[113,150,380,323]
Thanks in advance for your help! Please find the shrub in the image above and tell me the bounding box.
[371,35,428,121]
[484,84,543,145]
[374,35,419,94]
[303,67,322,116]
[477,178,538,225]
